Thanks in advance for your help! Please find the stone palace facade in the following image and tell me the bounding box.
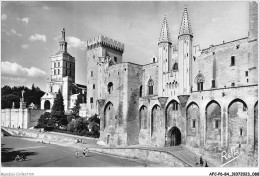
[83,1,258,162]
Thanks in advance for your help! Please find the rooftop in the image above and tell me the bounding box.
[86,35,124,50]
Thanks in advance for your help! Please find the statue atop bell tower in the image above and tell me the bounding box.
[59,28,67,52]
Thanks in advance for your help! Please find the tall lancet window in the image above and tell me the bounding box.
[173,63,178,71]
[195,72,205,91]
[148,78,154,95]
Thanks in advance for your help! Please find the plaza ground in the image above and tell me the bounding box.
[1,136,150,167]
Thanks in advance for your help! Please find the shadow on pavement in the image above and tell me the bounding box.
[1,143,38,162]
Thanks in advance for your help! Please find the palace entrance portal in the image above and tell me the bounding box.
[167,126,181,146]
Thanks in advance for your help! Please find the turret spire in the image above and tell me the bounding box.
[159,15,172,44]
[59,28,67,52]
[178,5,193,38]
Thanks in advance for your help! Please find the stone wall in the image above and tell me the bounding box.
[126,63,143,146]
[99,63,142,147]
[193,38,251,91]
[142,62,158,97]
[186,85,258,152]
[88,147,191,167]
[2,127,97,145]
[1,109,46,129]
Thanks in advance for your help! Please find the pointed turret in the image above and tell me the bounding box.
[59,28,67,52]
[158,15,172,96]
[178,5,193,38]
[158,15,172,45]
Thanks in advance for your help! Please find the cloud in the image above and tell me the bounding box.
[1,13,7,21]
[53,35,60,41]
[67,36,86,50]
[42,6,49,10]
[1,76,26,84]
[10,29,22,37]
[29,34,46,42]
[2,29,11,36]
[21,44,30,49]
[17,17,30,25]
[212,17,220,23]
[1,61,46,78]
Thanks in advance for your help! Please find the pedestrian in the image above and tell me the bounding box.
[195,157,198,166]
[205,161,208,167]
[15,155,20,162]
[21,154,26,161]
[83,149,86,157]
[199,156,203,166]
[75,151,79,158]
[85,148,90,157]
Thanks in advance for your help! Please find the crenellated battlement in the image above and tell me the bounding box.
[86,35,124,52]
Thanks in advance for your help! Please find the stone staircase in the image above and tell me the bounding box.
[128,145,215,167]
[1,127,14,136]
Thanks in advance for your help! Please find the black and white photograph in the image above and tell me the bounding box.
[1,1,259,176]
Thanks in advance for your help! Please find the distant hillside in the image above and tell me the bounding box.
[1,84,45,109]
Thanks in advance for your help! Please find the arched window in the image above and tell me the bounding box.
[58,69,60,75]
[54,70,56,75]
[195,73,205,91]
[148,78,154,95]
[54,62,56,68]
[173,101,178,110]
[114,56,117,63]
[108,82,113,94]
[139,85,142,97]
[173,63,178,71]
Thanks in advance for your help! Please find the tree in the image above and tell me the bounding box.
[35,112,56,129]
[87,114,100,125]
[87,114,100,138]
[1,94,19,109]
[51,89,65,126]
[1,85,44,109]
[71,98,81,118]
[67,120,76,132]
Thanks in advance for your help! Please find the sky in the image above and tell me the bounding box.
[1,1,249,92]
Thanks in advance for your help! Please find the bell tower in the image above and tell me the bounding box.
[50,28,75,84]
[158,16,172,96]
[178,5,193,95]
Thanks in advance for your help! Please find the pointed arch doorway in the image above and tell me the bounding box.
[167,126,181,146]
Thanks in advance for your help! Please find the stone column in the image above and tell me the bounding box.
[177,95,190,146]
[247,104,255,152]
[221,106,228,147]
[200,107,206,147]
[225,106,229,147]
[158,97,168,147]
